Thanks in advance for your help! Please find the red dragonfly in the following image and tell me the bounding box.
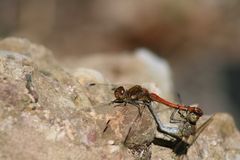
[87,83,203,116]
[86,83,213,156]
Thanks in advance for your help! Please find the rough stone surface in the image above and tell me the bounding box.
[0,37,239,160]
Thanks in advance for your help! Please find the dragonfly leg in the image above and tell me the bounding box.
[111,99,125,104]
[178,110,187,119]
[135,105,142,117]
[111,99,126,108]
[123,110,142,145]
[124,100,144,117]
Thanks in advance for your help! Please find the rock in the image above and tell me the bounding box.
[0,37,239,160]
[0,38,132,160]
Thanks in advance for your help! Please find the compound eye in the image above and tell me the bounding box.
[191,107,203,117]
[114,86,125,99]
[194,107,203,117]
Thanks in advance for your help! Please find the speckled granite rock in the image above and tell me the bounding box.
[0,37,239,160]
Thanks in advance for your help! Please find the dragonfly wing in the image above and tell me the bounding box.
[155,103,181,123]
[187,114,215,145]
[84,83,118,105]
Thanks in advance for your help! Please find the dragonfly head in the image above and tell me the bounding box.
[187,105,203,124]
[189,105,203,116]
[114,86,126,100]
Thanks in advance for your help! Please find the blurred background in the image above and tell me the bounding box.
[0,0,240,128]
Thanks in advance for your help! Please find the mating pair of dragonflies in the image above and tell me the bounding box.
[86,83,214,156]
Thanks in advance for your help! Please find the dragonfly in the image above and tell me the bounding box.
[85,83,214,157]
[87,83,203,116]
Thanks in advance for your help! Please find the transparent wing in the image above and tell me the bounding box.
[187,114,215,145]
[152,102,180,124]
[84,83,118,106]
